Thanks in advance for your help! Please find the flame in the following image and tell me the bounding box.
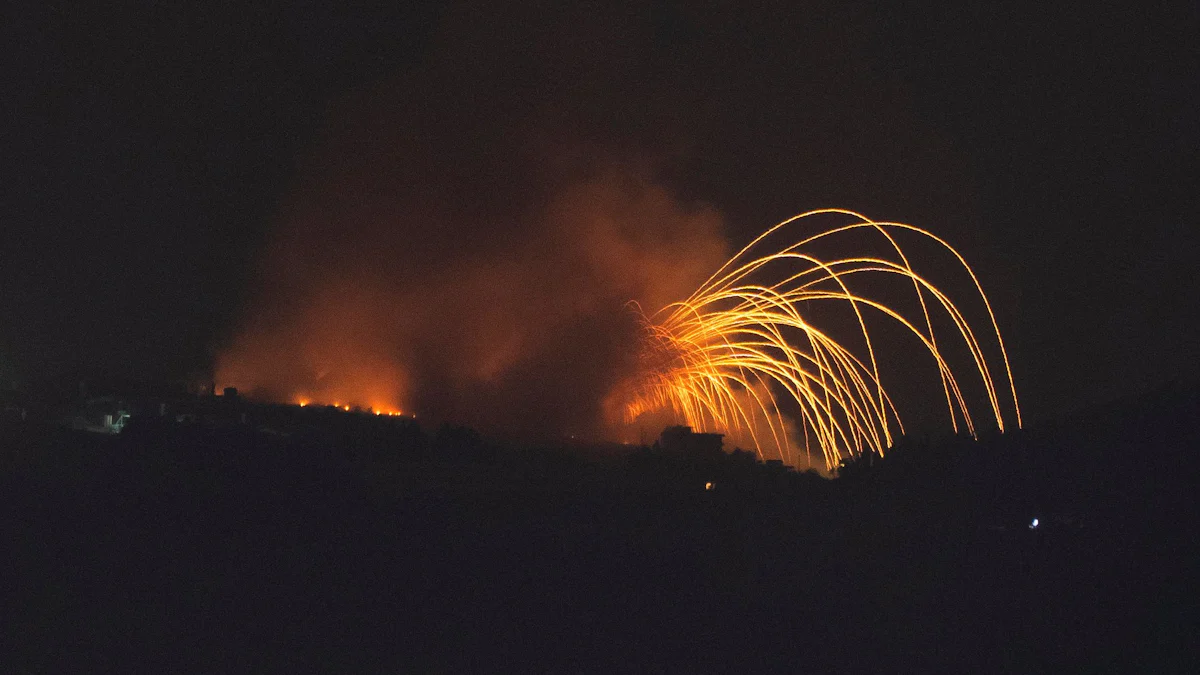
[290,397,408,417]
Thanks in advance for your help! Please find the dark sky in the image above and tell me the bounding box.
[3,1,1197,430]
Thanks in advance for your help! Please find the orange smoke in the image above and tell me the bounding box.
[215,160,729,439]
[216,282,410,415]
[213,6,737,440]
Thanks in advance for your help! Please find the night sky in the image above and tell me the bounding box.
[4,1,1197,433]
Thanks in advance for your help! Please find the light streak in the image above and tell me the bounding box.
[618,209,1021,471]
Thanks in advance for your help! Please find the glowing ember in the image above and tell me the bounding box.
[617,209,1021,471]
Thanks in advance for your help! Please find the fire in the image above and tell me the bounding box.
[213,162,733,443]
[215,288,411,425]
[291,397,408,417]
[617,209,1021,471]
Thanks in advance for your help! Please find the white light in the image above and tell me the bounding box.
[1029,517,1039,530]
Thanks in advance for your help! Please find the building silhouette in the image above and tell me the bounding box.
[658,425,724,460]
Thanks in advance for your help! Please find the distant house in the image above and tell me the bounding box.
[658,425,724,460]
[763,458,794,473]
[63,397,131,434]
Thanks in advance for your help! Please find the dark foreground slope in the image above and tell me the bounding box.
[3,386,1197,673]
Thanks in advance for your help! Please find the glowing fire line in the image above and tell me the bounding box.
[295,398,407,417]
[620,209,1021,471]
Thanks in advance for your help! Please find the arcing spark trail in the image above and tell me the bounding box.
[618,210,1020,471]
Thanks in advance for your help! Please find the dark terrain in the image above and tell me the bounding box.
[3,385,1197,673]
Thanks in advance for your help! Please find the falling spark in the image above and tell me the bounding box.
[618,209,1021,471]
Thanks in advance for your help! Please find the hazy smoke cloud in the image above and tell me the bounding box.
[216,4,743,440]
[217,158,727,439]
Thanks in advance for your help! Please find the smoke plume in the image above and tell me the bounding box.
[216,4,743,440]
[217,154,727,439]
[214,27,734,439]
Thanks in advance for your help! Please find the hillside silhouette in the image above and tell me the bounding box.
[3,383,1196,672]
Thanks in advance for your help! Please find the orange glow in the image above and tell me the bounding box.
[214,287,410,426]
[615,210,1021,472]
[214,166,731,445]
[291,397,410,418]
